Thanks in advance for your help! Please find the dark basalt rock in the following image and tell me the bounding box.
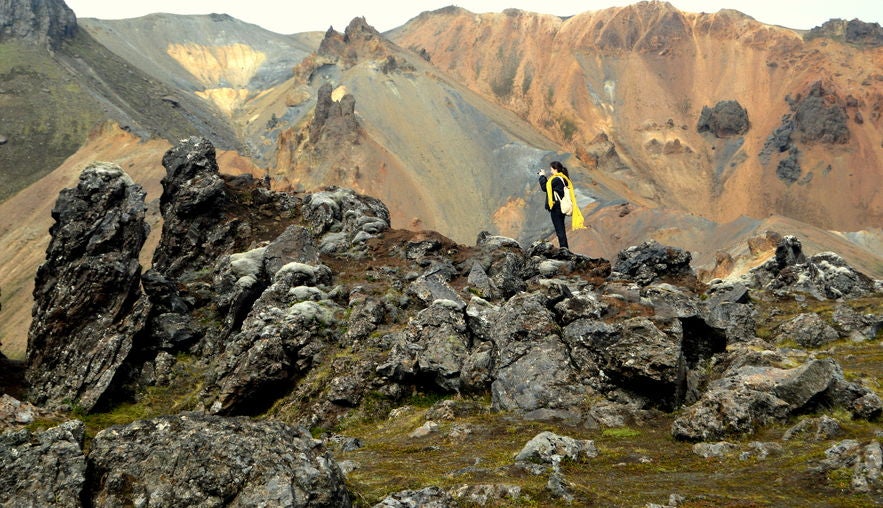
[309,83,359,144]
[152,136,232,279]
[697,100,750,138]
[26,163,149,411]
[793,81,850,145]
[775,146,801,184]
[87,413,350,507]
[609,240,693,286]
[672,357,879,441]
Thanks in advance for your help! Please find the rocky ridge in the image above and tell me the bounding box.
[3,137,882,505]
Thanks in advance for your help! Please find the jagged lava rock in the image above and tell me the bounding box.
[152,136,235,278]
[88,413,350,507]
[26,163,149,411]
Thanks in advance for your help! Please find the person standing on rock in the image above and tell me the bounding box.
[538,161,585,249]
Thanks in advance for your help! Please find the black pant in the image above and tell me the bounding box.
[550,208,568,248]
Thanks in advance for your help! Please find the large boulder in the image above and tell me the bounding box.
[672,358,877,441]
[793,81,850,144]
[0,421,87,507]
[697,100,750,138]
[610,240,693,286]
[595,317,688,409]
[742,236,878,299]
[814,440,883,493]
[88,413,350,507]
[514,431,598,464]
[26,163,149,411]
[302,187,390,257]
[487,293,589,413]
[775,313,839,348]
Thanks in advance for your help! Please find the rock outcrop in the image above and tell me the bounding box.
[791,81,850,145]
[741,235,879,299]
[26,163,149,411]
[0,0,77,48]
[88,413,350,507]
[309,83,358,144]
[806,19,883,47]
[697,100,750,138]
[609,240,693,286]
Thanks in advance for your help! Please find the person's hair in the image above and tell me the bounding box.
[550,160,569,178]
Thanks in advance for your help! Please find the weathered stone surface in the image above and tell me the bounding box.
[815,440,883,493]
[27,163,149,411]
[88,413,350,507]
[697,100,750,138]
[807,19,883,46]
[610,240,693,286]
[776,146,801,184]
[408,275,465,309]
[449,484,522,506]
[597,317,688,409]
[793,81,850,145]
[0,420,86,507]
[378,300,470,392]
[488,293,588,412]
[514,431,598,464]
[692,441,737,458]
[672,357,876,441]
[203,261,339,414]
[302,187,390,256]
[782,415,842,441]
[373,486,454,508]
[775,313,839,348]
[309,83,359,144]
[702,281,757,343]
[671,385,790,441]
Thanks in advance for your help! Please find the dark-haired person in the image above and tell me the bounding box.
[538,160,585,249]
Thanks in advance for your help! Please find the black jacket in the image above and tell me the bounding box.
[538,175,565,212]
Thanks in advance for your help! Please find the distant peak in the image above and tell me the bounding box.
[805,18,883,47]
[0,0,77,48]
[318,16,389,64]
[344,16,381,42]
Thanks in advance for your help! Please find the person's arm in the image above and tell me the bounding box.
[538,174,548,192]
